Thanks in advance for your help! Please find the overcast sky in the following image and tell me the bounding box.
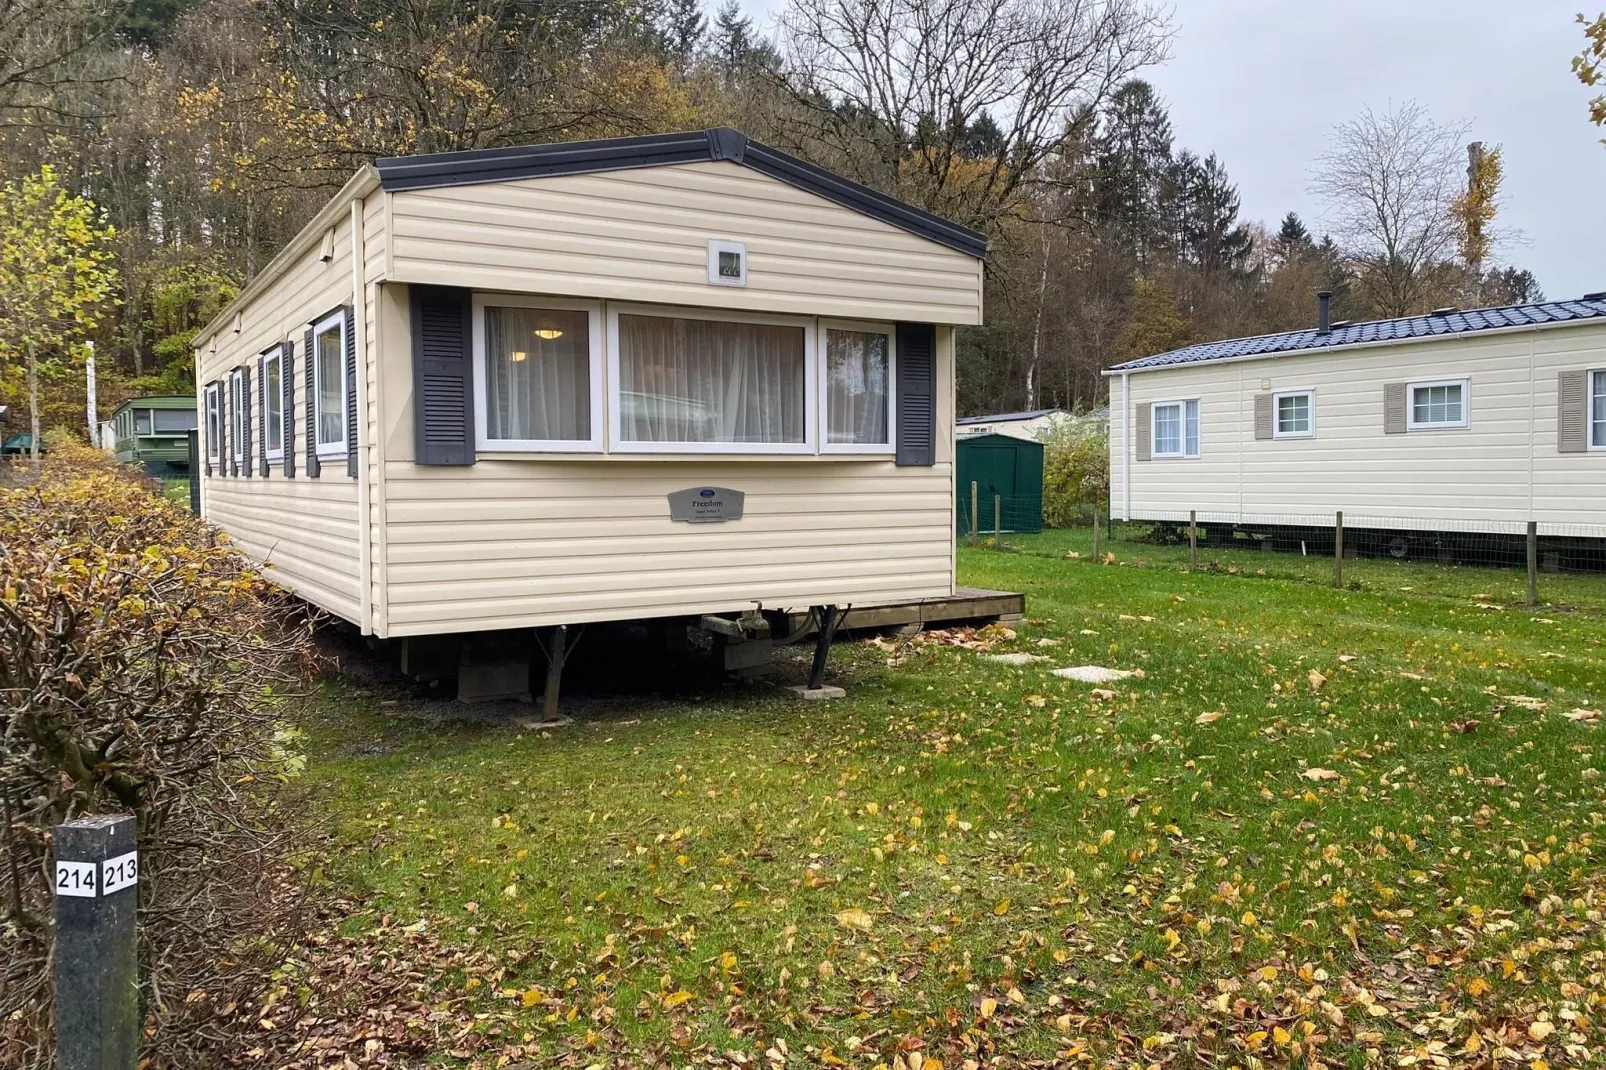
[733,0,1605,301]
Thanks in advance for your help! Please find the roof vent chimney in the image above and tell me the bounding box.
[1316,291,1333,335]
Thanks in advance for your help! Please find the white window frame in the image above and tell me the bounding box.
[1590,369,1606,452]
[819,319,896,455]
[311,309,349,460]
[261,347,285,462]
[1272,388,1316,439]
[1150,397,1200,459]
[472,294,605,453]
[607,302,818,455]
[229,369,245,464]
[204,383,221,465]
[1406,377,1470,431]
[707,239,748,287]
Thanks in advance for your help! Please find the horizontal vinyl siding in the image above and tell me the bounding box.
[197,211,363,624]
[1117,322,1606,535]
[387,161,982,325]
[381,461,955,634]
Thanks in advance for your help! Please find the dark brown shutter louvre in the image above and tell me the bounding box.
[241,365,253,478]
[1135,402,1152,461]
[894,322,935,467]
[344,305,359,478]
[1254,394,1273,440]
[411,285,476,466]
[304,328,320,478]
[1558,369,1589,454]
[258,356,269,476]
[282,342,296,477]
[1383,382,1407,434]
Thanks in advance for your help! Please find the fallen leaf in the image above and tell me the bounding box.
[1301,767,1340,782]
[1307,669,1327,691]
[992,898,1011,916]
[1563,708,1602,722]
[1466,976,1491,998]
[1338,654,1357,663]
[663,989,694,1007]
[835,908,874,932]
[1452,719,1480,734]
[1090,688,1116,701]
[1528,1020,1555,1041]
[979,997,998,1020]
[1194,711,1224,725]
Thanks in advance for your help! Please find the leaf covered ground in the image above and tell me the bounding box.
[265,536,1606,1069]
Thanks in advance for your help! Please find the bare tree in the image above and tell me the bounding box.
[1309,100,1470,318]
[773,0,1170,231]
[0,0,127,134]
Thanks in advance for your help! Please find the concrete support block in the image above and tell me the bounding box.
[457,630,534,702]
[786,684,845,700]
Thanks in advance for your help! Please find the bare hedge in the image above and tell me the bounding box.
[1,445,317,1066]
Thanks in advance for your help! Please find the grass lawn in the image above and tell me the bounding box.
[294,541,1606,1068]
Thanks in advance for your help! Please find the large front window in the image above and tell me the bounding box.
[823,325,892,450]
[484,306,592,444]
[153,409,196,433]
[313,311,346,457]
[1152,398,1199,458]
[613,311,809,451]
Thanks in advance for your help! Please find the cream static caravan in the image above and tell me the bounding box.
[1106,293,1606,544]
[192,128,987,692]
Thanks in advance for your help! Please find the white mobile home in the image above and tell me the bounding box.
[192,128,987,693]
[956,408,1068,440]
[1107,294,1606,541]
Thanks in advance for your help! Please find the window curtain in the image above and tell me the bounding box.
[826,329,889,445]
[618,314,805,444]
[316,326,344,446]
[484,307,590,441]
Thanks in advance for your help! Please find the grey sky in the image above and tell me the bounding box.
[732,0,1605,301]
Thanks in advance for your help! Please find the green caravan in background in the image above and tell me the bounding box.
[110,395,197,476]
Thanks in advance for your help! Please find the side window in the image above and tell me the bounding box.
[205,386,222,463]
[230,371,245,461]
[1407,378,1469,430]
[312,310,347,458]
[1152,399,1200,458]
[1274,390,1315,438]
[263,349,284,460]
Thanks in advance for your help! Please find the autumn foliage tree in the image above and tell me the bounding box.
[0,165,117,470]
[1577,12,1606,142]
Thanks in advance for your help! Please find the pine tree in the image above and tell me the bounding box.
[662,0,706,69]
[1276,212,1312,258]
[1187,153,1253,274]
[1094,79,1175,271]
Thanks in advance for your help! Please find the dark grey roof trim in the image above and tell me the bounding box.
[1108,297,1606,373]
[375,128,989,260]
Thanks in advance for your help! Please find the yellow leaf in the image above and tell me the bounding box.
[1301,767,1340,782]
[521,987,543,1007]
[1273,1026,1291,1045]
[835,908,874,931]
[1528,1020,1555,1041]
[662,989,694,1007]
[1257,966,1279,982]
[993,898,1011,915]
[1308,669,1327,691]
[1240,911,1257,926]
[979,997,998,1019]
[1464,1032,1483,1053]
[1467,976,1490,998]
[1245,1030,1268,1050]
[1195,711,1224,725]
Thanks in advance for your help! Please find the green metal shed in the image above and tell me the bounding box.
[956,432,1043,535]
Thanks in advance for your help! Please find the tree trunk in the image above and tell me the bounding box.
[1025,222,1050,411]
[27,338,40,476]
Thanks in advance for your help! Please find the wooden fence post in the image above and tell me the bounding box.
[994,495,1003,550]
[54,815,139,1070]
[1334,511,1344,589]
[1188,510,1197,573]
[1527,521,1539,606]
[1092,506,1101,560]
[969,482,979,545]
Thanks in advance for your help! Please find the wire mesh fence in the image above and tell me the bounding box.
[959,497,1606,613]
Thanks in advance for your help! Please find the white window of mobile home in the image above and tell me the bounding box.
[1407,378,1469,430]
[473,295,604,452]
[1151,398,1200,458]
[1592,370,1606,450]
[204,383,221,464]
[607,305,816,455]
[229,370,245,463]
[821,321,894,453]
[262,347,284,461]
[1273,389,1315,438]
[312,310,348,459]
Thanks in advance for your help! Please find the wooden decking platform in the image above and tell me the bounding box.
[774,587,1024,639]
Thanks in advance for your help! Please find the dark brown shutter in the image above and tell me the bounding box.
[411,285,476,466]
[258,355,269,476]
[1135,402,1152,461]
[304,328,320,478]
[1253,394,1273,440]
[1383,382,1407,434]
[282,341,296,477]
[344,305,359,478]
[894,322,935,467]
[1559,369,1589,454]
[241,365,253,478]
